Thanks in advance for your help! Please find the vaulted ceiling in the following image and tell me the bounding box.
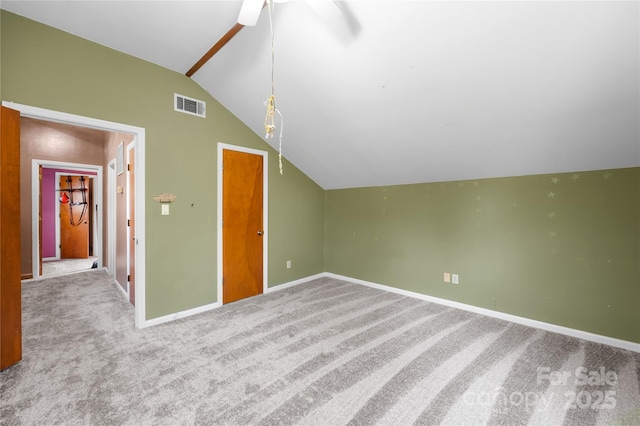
[3,1,638,189]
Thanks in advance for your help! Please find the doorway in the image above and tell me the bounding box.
[35,161,102,279]
[58,174,91,259]
[217,143,268,305]
[5,101,147,329]
[39,166,100,278]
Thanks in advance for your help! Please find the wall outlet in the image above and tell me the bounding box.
[286,260,292,269]
[161,204,170,215]
[452,274,459,284]
[443,272,450,283]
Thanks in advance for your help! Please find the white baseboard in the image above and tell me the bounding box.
[323,273,640,353]
[113,279,128,299]
[140,273,325,328]
[267,273,327,292]
[43,257,57,261]
[130,271,639,353]
[141,301,222,328]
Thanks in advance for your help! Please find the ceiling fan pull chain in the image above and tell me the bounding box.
[276,108,284,175]
[264,0,276,141]
[264,95,276,139]
[263,0,285,175]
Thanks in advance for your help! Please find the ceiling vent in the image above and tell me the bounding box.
[174,93,206,118]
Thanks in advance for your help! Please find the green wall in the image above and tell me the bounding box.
[1,11,326,319]
[326,168,640,343]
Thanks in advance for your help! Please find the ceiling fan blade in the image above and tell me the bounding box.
[304,0,341,20]
[238,0,265,26]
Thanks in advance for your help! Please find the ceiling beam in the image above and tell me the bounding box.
[186,22,245,77]
[186,1,268,78]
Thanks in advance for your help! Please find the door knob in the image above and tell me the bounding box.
[257,230,264,236]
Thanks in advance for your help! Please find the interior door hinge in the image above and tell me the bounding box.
[127,219,130,226]
[128,274,130,282]
[127,164,130,171]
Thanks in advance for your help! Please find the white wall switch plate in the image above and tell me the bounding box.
[162,204,170,215]
[452,274,459,284]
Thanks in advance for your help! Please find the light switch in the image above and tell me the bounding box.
[162,204,170,215]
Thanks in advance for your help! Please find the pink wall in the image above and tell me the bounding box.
[41,168,56,258]
[41,167,97,259]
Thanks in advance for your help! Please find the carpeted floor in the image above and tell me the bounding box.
[1,271,639,425]
[42,257,98,278]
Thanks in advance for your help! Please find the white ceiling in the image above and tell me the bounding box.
[3,1,639,189]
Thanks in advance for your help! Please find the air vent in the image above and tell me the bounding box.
[174,93,206,118]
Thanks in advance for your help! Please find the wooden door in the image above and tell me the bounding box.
[222,149,264,304]
[0,106,22,370]
[128,146,135,306]
[59,175,89,259]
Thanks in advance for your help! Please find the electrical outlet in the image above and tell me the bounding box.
[452,274,459,284]
[286,260,292,269]
[443,272,450,283]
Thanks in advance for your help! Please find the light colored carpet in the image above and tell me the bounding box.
[1,271,639,425]
[42,257,98,278]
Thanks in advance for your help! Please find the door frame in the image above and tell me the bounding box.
[5,101,147,329]
[53,169,97,261]
[107,159,117,278]
[217,143,268,304]
[34,162,101,273]
[126,141,135,305]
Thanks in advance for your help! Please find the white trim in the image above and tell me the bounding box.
[107,160,116,277]
[133,127,146,329]
[324,272,640,353]
[7,101,147,329]
[142,302,221,328]
[141,273,320,327]
[266,273,327,292]
[113,278,128,299]
[126,142,135,303]
[33,161,102,279]
[216,143,269,306]
[43,257,56,261]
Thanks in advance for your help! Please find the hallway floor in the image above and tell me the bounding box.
[42,257,98,278]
